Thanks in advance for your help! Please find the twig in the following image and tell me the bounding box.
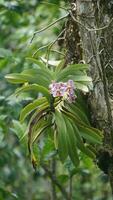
[32,29,65,57]
[69,10,113,32]
[32,44,51,57]
[45,29,66,67]
[48,29,66,50]
[50,49,65,56]
[30,14,68,43]
[30,5,113,45]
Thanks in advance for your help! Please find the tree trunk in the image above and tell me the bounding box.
[67,0,113,195]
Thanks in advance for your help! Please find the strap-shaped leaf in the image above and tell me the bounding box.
[66,103,90,125]
[26,57,48,69]
[79,126,102,144]
[31,120,49,144]
[20,97,48,123]
[22,69,53,82]
[15,84,51,102]
[5,72,50,87]
[75,82,89,92]
[20,102,50,142]
[6,68,52,87]
[64,117,79,167]
[72,75,92,82]
[62,108,87,127]
[86,144,97,155]
[59,74,92,84]
[54,130,58,149]
[31,112,51,135]
[62,109,102,145]
[28,106,50,149]
[71,123,95,159]
[56,64,88,81]
[28,119,49,159]
[29,119,52,167]
[5,73,31,84]
[55,110,68,162]
[78,143,95,159]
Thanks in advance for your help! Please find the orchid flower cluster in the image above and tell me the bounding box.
[49,80,76,103]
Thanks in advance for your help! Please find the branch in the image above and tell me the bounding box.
[69,10,113,32]
[50,49,65,56]
[42,164,69,200]
[30,14,68,43]
[48,28,66,50]
[32,29,65,57]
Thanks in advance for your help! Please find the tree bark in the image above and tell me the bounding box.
[67,0,113,196]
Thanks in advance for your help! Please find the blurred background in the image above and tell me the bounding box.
[0,0,112,199]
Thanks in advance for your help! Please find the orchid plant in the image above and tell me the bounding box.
[5,58,102,168]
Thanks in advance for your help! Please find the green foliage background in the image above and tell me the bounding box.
[0,0,112,199]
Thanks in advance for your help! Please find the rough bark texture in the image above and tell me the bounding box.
[64,2,82,65]
[67,0,113,195]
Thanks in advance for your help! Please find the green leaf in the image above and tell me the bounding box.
[31,112,51,136]
[23,105,50,145]
[31,142,39,169]
[62,108,87,127]
[79,126,102,144]
[5,68,53,87]
[12,120,26,139]
[55,110,68,162]
[66,103,90,125]
[75,82,89,92]
[22,68,52,82]
[56,64,88,81]
[5,73,30,84]
[73,75,92,82]
[31,120,48,144]
[62,108,102,145]
[15,84,51,102]
[26,57,47,69]
[54,130,58,149]
[41,136,55,161]
[72,123,95,159]
[64,117,79,167]
[61,74,92,84]
[77,142,96,159]
[28,118,49,156]
[20,97,48,123]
